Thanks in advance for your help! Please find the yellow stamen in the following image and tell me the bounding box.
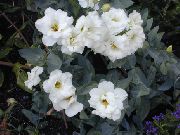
[55,81,62,89]
[101,99,109,108]
[112,18,119,22]
[51,23,59,32]
[70,37,75,44]
[66,96,72,101]
[111,43,118,49]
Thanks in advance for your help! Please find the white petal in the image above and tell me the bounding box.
[35,16,51,35]
[45,7,56,16]
[65,102,83,117]
[42,35,58,46]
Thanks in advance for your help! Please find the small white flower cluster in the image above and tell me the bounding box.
[88,81,128,121]
[25,67,83,117]
[25,67,128,120]
[35,7,145,62]
[43,70,83,117]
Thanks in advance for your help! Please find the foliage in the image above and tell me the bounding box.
[0,0,180,134]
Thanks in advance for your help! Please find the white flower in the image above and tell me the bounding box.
[35,7,73,46]
[78,0,100,10]
[25,66,43,89]
[43,69,75,102]
[103,34,129,62]
[128,10,143,27]
[88,81,128,121]
[102,8,129,35]
[53,94,83,117]
[43,69,83,117]
[75,11,107,48]
[59,27,85,55]
[126,25,145,51]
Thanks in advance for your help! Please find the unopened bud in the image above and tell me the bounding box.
[7,98,17,106]
[166,45,172,53]
[101,3,111,12]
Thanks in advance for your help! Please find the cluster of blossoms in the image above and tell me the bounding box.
[172,104,180,119]
[145,121,158,135]
[35,6,145,61]
[25,67,128,120]
[152,113,165,121]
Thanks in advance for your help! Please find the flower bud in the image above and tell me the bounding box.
[101,3,111,12]
[166,45,172,53]
[7,98,17,106]
[93,0,100,4]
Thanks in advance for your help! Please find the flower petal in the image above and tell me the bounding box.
[65,102,83,117]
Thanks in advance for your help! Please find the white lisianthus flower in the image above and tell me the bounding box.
[126,25,145,51]
[53,94,83,117]
[43,69,83,117]
[75,11,107,48]
[35,7,73,46]
[103,34,129,62]
[43,69,75,102]
[59,27,85,55]
[88,81,128,121]
[78,0,100,10]
[25,66,43,89]
[128,10,143,27]
[102,8,129,35]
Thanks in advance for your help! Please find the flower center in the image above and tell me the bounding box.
[111,43,118,49]
[51,23,59,32]
[66,96,73,101]
[55,81,62,89]
[112,18,119,22]
[101,99,109,108]
[70,37,75,44]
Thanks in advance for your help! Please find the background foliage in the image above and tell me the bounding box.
[0,0,180,134]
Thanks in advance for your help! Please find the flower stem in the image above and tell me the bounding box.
[62,110,68,129]
[0,61,30,69]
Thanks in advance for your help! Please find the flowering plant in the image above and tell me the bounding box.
[10,0,180,134]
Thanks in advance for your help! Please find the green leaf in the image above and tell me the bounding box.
[0,48,12,59]
[111,0,134,9]
[136,98,150,121]
[100,122,114,135]
[0,69,4,87]
[13,63,32,93]
[87,129,101,135]
[160,62,168,75]
[131,84,151,98]
[22,109,42,126]
[0,34,2,40]
[147,66,156,86]
[77,55,95,84]
[77,82,98,95]
[106,69,121,84]
[80,111,89,120]
[19,48,46,66]
[116,77,131,89]
[158,79,173,91]
[47,52,62,73]
[32,91,50,113]
[145,18,153,32]
[141,8,148,22]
